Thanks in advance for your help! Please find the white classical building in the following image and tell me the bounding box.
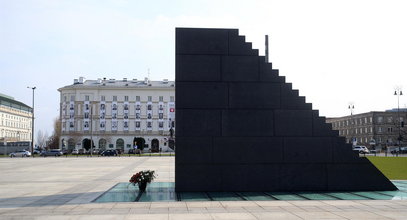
[58,77,175,153]
[0,93,32,143]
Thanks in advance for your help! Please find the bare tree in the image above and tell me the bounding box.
[47,117,61,149]
[36,130,49,150]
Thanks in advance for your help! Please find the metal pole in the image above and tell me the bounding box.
[395,89,402,154]
[90,104,93,157]
[265,35,269,63]
[28,86,36,155]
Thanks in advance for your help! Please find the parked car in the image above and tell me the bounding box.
[100,150,117,156]
[353,146,369,154]
[71,149,79,155]
[79,149,85,155]
[40,150,63,157]
[33,149,41,155]
[9,150,31,157]
[391,147,407,154]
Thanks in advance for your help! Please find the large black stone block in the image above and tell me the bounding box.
[327,164,398,191]
[279,164,327,191]
[221,56,259,81]
[176,109,221,137]
[176,55,221,81]
[175,27,396,192]
[228,34,257,56]
[259,62,285,83]
[175,137,213,165]
[176,82,228,109]
[221,110,274,136]
[283,137,333,163]
[175,165,222,191]
[274,110,313,136]
[332,138,365,163]
[281,84,312,110]
[246,164,281,191]
[229,83,280,109]
[176,28,229,55]
[312,111,337,136]
[213,137,284,164]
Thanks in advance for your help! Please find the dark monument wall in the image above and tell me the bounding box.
[175,28,397,192]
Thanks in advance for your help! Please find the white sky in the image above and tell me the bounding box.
[1,0,406,135]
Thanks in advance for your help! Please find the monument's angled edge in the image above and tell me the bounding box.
[175,27,397,192]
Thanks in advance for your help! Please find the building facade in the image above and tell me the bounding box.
[326,109,406,149]
[0,93,32,143]
[58,77,175,153]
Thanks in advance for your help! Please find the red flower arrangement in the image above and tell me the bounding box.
[129,170,156,185]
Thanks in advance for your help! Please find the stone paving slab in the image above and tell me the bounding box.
[1,157,406,219]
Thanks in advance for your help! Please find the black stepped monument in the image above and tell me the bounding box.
[175,27,397,192]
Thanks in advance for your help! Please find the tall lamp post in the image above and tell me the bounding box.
[394,88,403,153]
[90,103,93,157]
[348,104,355,116]
[27,86,36,155]
[348,104,355,145]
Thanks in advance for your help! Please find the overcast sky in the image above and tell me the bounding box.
[1,0,406,135]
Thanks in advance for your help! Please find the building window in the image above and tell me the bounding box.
[148,96,152,102]
[364,118,367,123]
[159,121,164,128]
[70,95,75,101]
[159,96,163,102]
[113,96,117,101]
[85,95,89,101]
[377,116,383,123]
[365,127,368,133]
[387,117,393,123]
[124,96,129,101]
[147,121,152,128]
[135,121,140,128]
[370,127,373,133]
[370,117,373,123]
[388,127,393,133]
[378,127,382,133]
[170,96,175,102]
[64,96,67,102]
[136,96,140,101]
[101,96,105,101]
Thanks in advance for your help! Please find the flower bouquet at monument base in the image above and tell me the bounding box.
[129,170,156,191]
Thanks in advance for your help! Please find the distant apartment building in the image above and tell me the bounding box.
[0,93,32,154]
[326,109,407,148]
[58,77,175,153]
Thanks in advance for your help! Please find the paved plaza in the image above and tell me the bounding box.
[0,157,406,220]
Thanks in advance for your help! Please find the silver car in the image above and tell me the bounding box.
[353,146,369,154]
[40,150,63,157]
[9,150,32,157]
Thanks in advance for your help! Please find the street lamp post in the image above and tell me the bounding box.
[90,103,93,157]
[348,104,355,116]
[394,88,403,154]
[27,86,36,155]
[348,104,355,145]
